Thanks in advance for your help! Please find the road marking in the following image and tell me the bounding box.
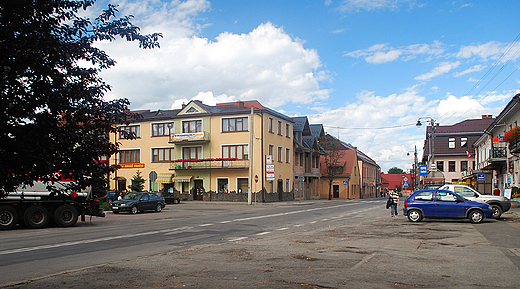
[256,232,271,236]
[350,253,377,270]
[294,224,304,227]
[199,223,213,227]
[310,221,317,224]
[0,226,194,256]
[277,227,289,231]
[229,237,248,242]
[220,220,232,224]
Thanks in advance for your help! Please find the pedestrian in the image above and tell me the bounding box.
[389,190,400,217]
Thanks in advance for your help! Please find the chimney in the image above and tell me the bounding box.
[182,103,186,108]
[482,115,492,119]
[237,101,244,108]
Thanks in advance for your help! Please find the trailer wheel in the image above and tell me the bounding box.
[24,206,49,229]
[0,205,18,230]
[54,205,78,227]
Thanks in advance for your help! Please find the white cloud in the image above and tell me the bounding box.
[414,61,461,81]
[93,1,331,110]
[344,42,445,64]
[454,64,485,77]
[456,41,520,62]
[437,94,487,120]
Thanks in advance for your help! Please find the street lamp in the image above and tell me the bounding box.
[407,145,418,191]
[416,117,436,170]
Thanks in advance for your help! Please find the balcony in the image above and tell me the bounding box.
[169,131,210,143]
[491,147,507,159]
[509,137,520,153]
[170,158,249,170]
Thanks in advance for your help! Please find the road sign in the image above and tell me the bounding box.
[419,166,428,176]
[266,172,275,181]
[266,164,275,172]
[343,180,348,185]
[255,175,259,183]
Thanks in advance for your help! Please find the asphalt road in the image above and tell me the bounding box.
[1,199,520,288]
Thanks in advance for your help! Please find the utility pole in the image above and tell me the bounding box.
[248,106,254,205]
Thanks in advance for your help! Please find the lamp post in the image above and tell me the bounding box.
[407,145,418,191]
[416,117,436,171]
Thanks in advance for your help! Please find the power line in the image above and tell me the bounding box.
[324,123,416,131]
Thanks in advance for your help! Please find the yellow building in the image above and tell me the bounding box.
[109,100,294,202]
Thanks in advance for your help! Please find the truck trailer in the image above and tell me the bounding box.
[0,180,105,230]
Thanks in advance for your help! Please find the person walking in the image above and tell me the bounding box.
[389,190,400,217]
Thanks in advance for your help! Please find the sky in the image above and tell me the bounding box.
[85,0,520,173]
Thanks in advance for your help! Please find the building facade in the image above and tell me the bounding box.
[109,100,294,202]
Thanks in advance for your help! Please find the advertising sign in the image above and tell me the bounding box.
[266,164,275,172]
[120,163,145,169]
[477,174,485,181]
[266,172,275,181]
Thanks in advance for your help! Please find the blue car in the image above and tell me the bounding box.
[403,189,493,223]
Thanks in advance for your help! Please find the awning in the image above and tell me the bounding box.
[157,173,174,183]
[172,176,192,183]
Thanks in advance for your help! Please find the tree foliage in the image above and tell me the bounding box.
[128,170,146,192]
[387,167,405,174]
[0,0,162,196]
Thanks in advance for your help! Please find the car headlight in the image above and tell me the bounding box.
[120,203,128,207]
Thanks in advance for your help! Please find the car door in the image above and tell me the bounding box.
[434,190,466,217]
[139,193,152,210]
[411,190,436,217]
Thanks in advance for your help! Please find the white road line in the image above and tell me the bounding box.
[0,226,194,256]
[256,231,271,236]
[199,223,213,227]
[220,220,232,224]
[229,237,248,242]
[294,224,304,227]
[276,227,289,231]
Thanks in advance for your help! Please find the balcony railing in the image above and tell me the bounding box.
[490,147,507,160]
[169,131,210,143]
[509,137,520,153]
[170,158,249,170]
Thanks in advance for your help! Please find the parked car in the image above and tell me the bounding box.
[111,192,165,214]
[438,184,511,218]
[163,196,181,204]
[103,191,119,204]
[403,189,493,224]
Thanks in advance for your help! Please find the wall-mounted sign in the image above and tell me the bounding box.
[477,174,485,181]
[266,172,275,181]
[266,164,275,172]
[120,163,145,169]
[266,155,272,165]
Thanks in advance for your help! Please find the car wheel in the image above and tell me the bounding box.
[173,198,180,204]
[131,205,138,214]
[469,210,484,224]
[155,203,163,212]
[24,206,49,229]
[491,205,502,219]
[0,205,19,230]
[54,205,78,227]
[407,209,422,222]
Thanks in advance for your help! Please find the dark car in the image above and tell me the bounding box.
[403,189,493,224]
[103,191,119,204]
[111,192,165,214]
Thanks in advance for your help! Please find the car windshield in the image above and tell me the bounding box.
[124,193,142,200]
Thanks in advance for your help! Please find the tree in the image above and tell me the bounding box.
[128,170,146,192]
[319,134,345,200]
[388,167,405,174]
[0,0,162,196]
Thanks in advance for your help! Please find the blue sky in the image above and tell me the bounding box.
[87,0,520,173]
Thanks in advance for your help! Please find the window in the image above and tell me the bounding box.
[237,178,248,193]
[152,123,171,137]
[286,123,290,137]
[119,149,140,163]
[277,121,282,135]
[277,146,283,162]
[222,145,249,159]
[182,146,202,159]
[268,118,274,133]
[119,125,140,139]
[461,137,467,147]
[286,148,291,163]
[295,152,300,166]
[269,144,274,156]
[218,178,229,194]
[448,161,456,172]
[449,138,455,149]
[460,160,468,171]
[152,148,174,162]
[285,178,290,192]
[437,161,444,172]
[436,191,458,202]
[182,120,202,133]
[222,117,248,132]
[414,191,433,201]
